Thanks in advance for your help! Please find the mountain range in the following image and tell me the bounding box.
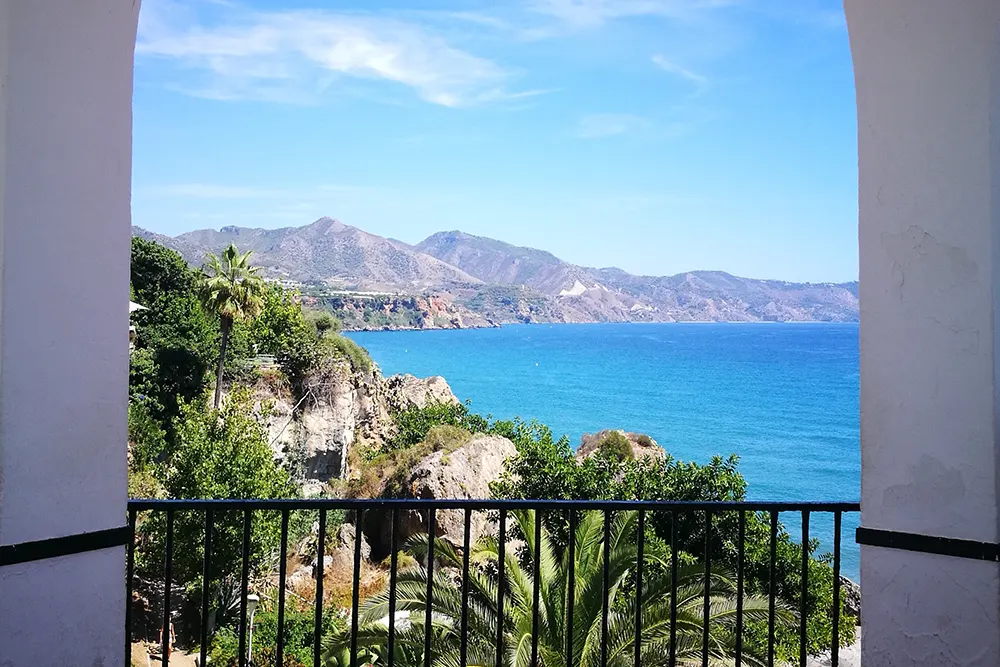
[133,218,859,324]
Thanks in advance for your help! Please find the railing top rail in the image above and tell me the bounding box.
[127,498,860,512]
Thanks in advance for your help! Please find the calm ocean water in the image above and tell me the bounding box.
[348,323,860,578]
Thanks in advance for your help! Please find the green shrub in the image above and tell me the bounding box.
[305,310,341,337]
[349,425,473,499]
[136,388,295,586]
[323,335,371,374]
[492,434,858,661]
[598,430,633,460]
[209,605,344,667]
[390,401,485,451]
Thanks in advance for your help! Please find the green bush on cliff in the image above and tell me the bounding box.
[136,387,295,588]
[492,432,857,661]
[597,429,634,460]
[391,402,855,661]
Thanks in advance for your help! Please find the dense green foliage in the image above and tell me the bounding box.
[325,510,790,667]
[130,237,217,426]
[136,387,295,586]
[388,403,855,660]
[211,605,344,667]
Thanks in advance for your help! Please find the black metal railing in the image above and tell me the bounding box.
[126,499,860,667]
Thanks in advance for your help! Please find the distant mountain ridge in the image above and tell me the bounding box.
[416,230,858,323]
[134,219,858,324]
[133,218,480,290]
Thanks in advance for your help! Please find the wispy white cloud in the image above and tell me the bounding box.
[137,0,531,107]
[529,0,740,27]
[576,113,650,139]
[651,54,709,90]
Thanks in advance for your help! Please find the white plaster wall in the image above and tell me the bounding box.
[846,0,1000,664]
[0,2,140,666]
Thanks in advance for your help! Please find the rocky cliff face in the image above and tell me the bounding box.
[263,363,458,484]
[361,433,518,558]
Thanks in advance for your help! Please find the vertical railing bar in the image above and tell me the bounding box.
[601,510,611,667]
[566,510,577,667]
[276,510,289,667]
[633,509,646,667]
[424,509,437,667]
[702,511,711,667]
[496,509,507,667]
[832,511,843,667]
[735,509,745,667]
[238,510,252,667]
[314,508,327,667]
[800,511,811,667]
[669,511,678,667]
[350,509,365,667]
[461,508,472,667]
[767,510,778,667]
[125,508,136,667]
[388,508,400,667]
[531,509,543,667]
[199,510,214,667]
[162,509,175,667]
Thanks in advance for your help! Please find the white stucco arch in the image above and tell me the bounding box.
[0,2,140,666]
[0,1,999,665]
[846,1,1000,665]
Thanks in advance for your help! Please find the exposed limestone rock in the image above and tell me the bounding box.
[840,576,861,621]
[363,434,517,559]
[263,362,458,483]
[384,374,458,412]
[576,429,666,462]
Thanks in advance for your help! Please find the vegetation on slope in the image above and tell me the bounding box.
[374,402,857,662]
[128,236,852,664]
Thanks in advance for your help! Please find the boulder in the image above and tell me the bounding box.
[383,374,459,412]
[363,434,517,559]
[576,430,665,462]
[840,576,861,621]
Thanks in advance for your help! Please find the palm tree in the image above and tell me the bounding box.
[324,510,794,667]
[197,244,266,408]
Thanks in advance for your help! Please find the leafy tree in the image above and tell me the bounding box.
[137,387,295,587]
[130,237,216,425]
[323,510,791,667]
[276,321,373,400]
[198,244,267,408]
[306,310,341,338]
[492,437,857,660]
[246,286,313,357]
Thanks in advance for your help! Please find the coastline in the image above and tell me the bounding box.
[342,319,861,333]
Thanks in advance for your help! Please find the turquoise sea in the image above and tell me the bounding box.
[348,323,860,578]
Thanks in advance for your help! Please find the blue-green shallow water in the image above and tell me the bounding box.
[348,323,860,578]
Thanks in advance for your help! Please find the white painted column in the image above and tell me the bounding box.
[0,2,140,666]
[846,1,1000,665]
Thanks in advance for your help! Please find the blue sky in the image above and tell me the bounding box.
[132,0,858,283]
